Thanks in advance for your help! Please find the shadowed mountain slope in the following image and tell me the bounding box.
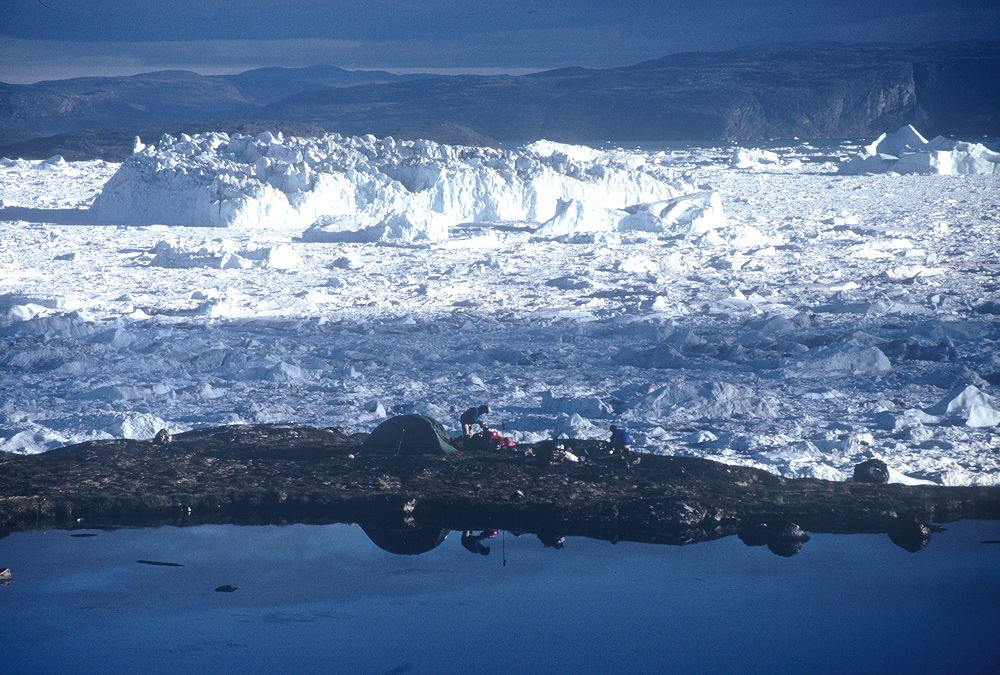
[1,43,997,159]
[260,44,1000,142]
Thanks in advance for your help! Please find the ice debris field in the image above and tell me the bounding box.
[1,125,999,486]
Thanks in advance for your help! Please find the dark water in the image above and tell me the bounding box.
[1,520,998,674]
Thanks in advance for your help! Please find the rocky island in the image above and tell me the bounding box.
[2,421,998,556]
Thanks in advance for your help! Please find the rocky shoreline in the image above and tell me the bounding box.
[2,423,998,554]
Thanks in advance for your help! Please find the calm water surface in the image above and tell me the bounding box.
[1,520,998,674]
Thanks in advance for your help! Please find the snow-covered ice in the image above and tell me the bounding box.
[2,130,999,487]
[90,132,685,231]
[839,125,1000,175]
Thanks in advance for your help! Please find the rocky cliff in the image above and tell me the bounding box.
[260,43,999,141]
[1,43,997,160]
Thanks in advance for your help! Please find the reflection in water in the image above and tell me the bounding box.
[460,530,498,555]
[360,526,449,555]
[537,532,565,549]
[887,520,935,552]
[1,520,997,675]
[360,518,940,558]
[738,522,812,557]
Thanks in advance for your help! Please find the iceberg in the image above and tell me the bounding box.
[839,125,1000,175]
[90,132,688,233]
[926,385,1000,428]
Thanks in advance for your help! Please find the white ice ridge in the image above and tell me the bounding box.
[90,132,691,235]
[839,125,1000,175]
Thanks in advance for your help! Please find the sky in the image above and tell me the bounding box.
[2,0,999,83]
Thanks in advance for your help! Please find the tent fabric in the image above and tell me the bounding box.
[363,414,459,454]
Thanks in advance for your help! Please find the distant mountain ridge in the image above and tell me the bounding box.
[261,43,998,142]
[1,43,997,159]
[0,66,420,137]
[216,65,426,106]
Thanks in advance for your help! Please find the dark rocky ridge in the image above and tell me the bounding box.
[1,43,997,161]
[263,43,1000,142]
[0,70,257,136]
[0,66,419,136]
[1,424,997,551]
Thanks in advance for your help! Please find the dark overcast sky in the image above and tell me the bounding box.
[2,0,999,83]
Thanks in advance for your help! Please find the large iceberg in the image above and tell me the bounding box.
[90,132,691,234]
[838,125,1000,175]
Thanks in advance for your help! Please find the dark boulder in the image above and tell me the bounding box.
[854,459,890,484]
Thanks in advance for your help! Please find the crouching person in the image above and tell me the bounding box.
[461,404,490,437]
[609,424,633,458]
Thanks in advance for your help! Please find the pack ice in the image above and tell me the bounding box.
[2,131,999,488]
[91,133,719,239]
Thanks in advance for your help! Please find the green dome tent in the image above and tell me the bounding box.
[363,414,458,454]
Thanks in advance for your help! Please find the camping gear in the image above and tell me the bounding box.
[463,426,516,452]
[363,414,459,454]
